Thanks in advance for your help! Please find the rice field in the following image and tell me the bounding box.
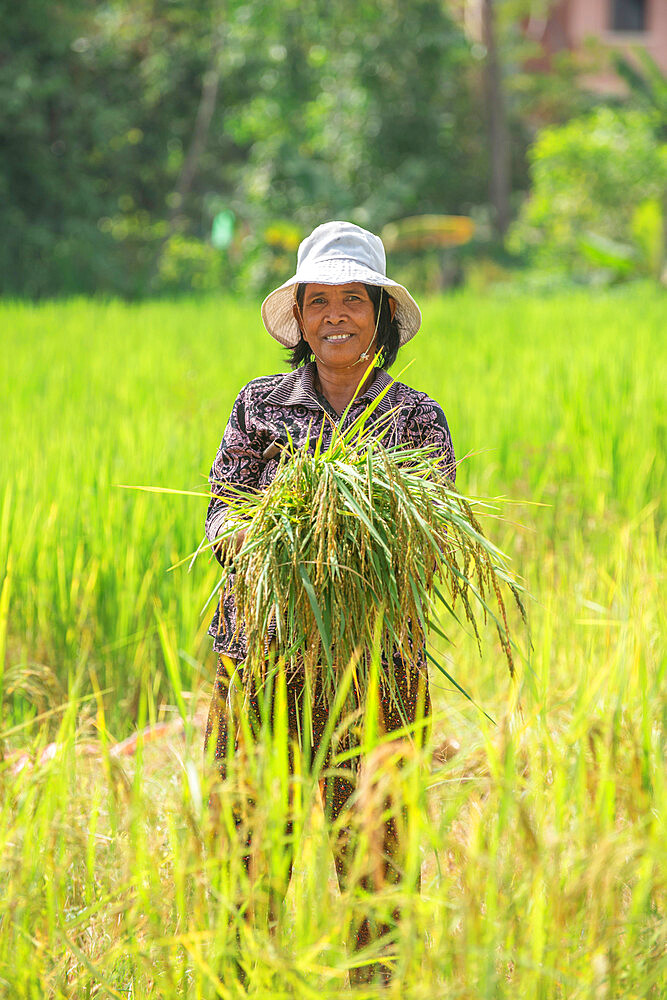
[0,286,665,997]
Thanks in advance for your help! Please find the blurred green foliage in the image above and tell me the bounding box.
[0,0,495,297]
[612,49,667,139]
[2,1,664,296]
[509,106,667,281]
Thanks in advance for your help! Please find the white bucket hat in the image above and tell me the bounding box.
[261,221,422,348]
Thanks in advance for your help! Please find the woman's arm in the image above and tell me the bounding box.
[205,384,265,564]
[402,398,456,484]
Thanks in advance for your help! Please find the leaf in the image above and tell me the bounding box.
[579,232,637,275]
[298,564,333,670]
[426,651,496,725]
[333,477,390,556]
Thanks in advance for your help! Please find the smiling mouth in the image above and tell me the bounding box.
[324,333,353,342]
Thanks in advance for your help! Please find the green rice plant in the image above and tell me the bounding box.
[1,288,664,732]
[0,290,665,997]
[207,386,526,714]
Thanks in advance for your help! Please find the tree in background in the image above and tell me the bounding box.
[226,0,490,291]
[2,0,652,297]
[0,0,243,296]
[481,0,511,236]
[0,0,494,297]
[509,105,666,281]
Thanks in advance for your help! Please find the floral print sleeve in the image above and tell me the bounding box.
[204,383,266,560]
[402,396,456,484]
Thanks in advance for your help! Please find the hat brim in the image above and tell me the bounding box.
[261,259,422,348]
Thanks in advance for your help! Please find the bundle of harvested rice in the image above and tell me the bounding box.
[207,390,526,712]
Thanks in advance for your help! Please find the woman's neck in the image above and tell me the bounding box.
[313,361,375,415]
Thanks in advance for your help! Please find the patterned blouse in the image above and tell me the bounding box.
[205,361,456,660]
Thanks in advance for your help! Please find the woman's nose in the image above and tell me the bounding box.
[324,297,347,323]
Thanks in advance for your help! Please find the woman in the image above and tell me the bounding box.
[203,221,455,980]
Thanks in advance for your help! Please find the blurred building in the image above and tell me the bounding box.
[458,1,667,93]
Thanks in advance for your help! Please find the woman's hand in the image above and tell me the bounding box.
[213,528,247,567]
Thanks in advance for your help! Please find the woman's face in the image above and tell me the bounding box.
[294,282,377,371]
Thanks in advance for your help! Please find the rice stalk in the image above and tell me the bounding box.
[208,408,527,714]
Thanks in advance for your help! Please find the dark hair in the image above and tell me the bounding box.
[287,283,400,371]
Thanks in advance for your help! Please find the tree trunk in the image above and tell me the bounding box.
[481,0,511,237]
[168,34,224,227]
[150,19,225,285]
